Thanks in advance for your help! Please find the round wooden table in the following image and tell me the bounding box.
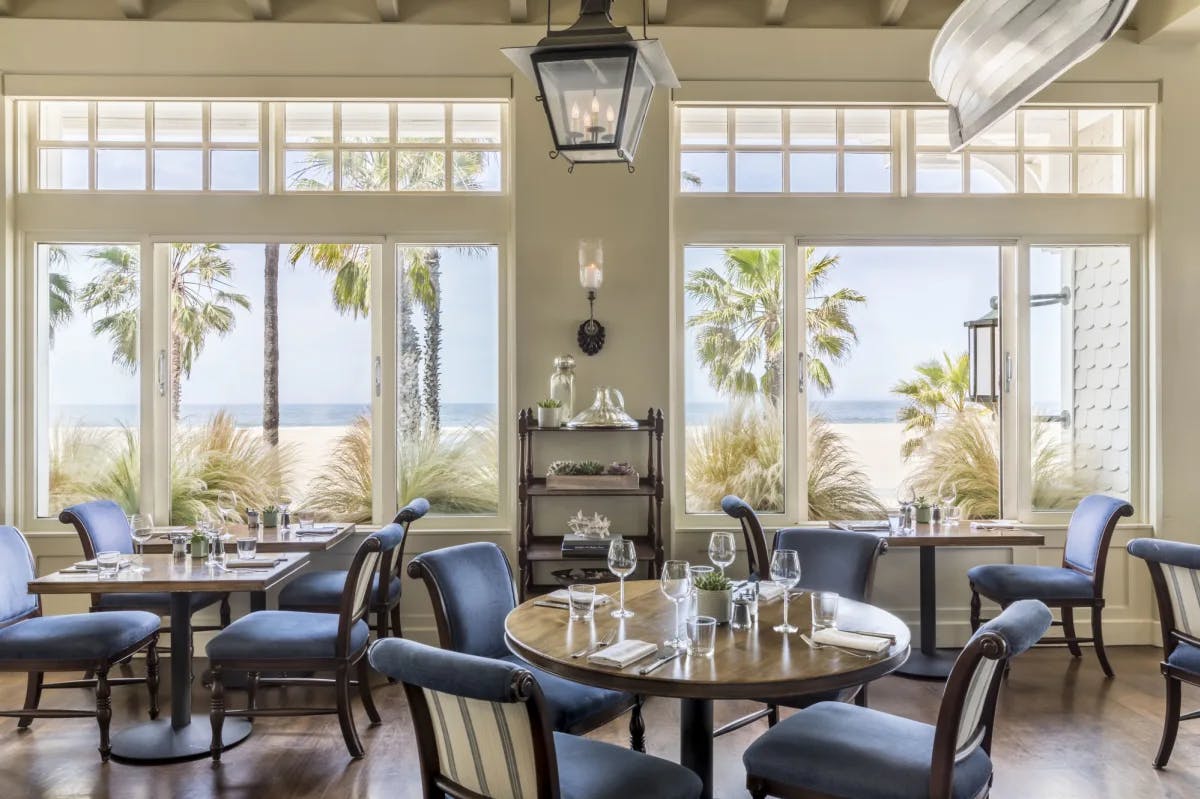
[505,580,911,799]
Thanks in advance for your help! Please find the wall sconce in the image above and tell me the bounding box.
[965,288,1071,405]
[577,239,606,355]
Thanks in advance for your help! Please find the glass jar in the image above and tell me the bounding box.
[550,354,576,418]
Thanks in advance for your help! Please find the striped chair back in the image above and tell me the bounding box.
[367,638,557,799]
[336,531,389,656]
[1127,538,1200,666]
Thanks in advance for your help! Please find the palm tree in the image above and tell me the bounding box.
[685,247,865,401]
[892,351,972,457]
[263,244,280,446]
[80,243,250,419]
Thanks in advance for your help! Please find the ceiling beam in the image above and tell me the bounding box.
[764,0,789,25]
[647,0,667,24]
[376,0,400,22]
[880,0,909,26]
[510,0,529,23]
[1135,0,1200,43]
[245,0,272,20]
[117,0,146,18]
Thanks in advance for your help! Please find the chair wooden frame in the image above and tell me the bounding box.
[407,548,645,751]
[208,535,385,761]
[746,629,1011,799]
[968,502,1132,677]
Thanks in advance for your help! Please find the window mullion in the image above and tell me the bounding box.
[1003,244,1029,520]
[788,237,806,522]
[373,242,398,523]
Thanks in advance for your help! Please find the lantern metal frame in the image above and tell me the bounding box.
[965,288,1071,405]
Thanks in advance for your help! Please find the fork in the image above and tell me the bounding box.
[800,633,875,659]
[571,629,617,659]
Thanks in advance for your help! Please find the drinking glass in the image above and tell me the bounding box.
[770,549,801,634]
[687,616,717,657]
[607,538,637,619]
[660,560,694,650]
[128,513,154,573]
[568,584,596,622]
[96,550,121,580]
[811,591,839,631]
[939,480,960,526]
[278,494,293,528]
[297,510,316,529]
[236,537,258,560]
[708,531,736,575]
[216,490,238,529]
[886,512,902,534]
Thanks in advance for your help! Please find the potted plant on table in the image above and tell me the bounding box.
[693,570,733,624]
[913,496,933,524]
[537,398,563,428]
[545,460,639,491]
[261,505,280,528]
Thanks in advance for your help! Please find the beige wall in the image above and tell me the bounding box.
[0,20,1194,644]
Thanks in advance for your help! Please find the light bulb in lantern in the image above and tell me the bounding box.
[605,105,615,126]
[591,94,600,115]
[583,111,593,130]
[570,102,581,131]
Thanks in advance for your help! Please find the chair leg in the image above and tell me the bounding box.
[766,703,780,727]
[1091,606,1114,678]
[210,666,226,763]
[357,658,382,725]
[95,666,112,762]
[219,595,232,628]
[247,672,259,722]
[374,608,388,641]
[970,589,982,632]
[146,638,160,720]
[336,664,365,758]
[1061,607,1083,658]
[747,778,769,799]
[854,684,868,708]
[390,604,403,639]
[1154,676,1182,769]
[629,696,645,752]
[17,672,44,730]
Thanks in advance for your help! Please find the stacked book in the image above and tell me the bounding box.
[560,534,614,558]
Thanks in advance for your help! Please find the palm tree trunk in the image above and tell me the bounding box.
[398,271,422,442]
[263,244,280,447]
[421,250,442,436]
[170,335,183,422]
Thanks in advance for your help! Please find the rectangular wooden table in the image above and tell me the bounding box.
[28,552,310,763]
[831,521,1045,679]
[141,522,355,554]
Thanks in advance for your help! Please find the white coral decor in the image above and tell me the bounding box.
[567,510,611,539]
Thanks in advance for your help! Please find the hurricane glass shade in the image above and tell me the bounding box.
[579,239,604,290]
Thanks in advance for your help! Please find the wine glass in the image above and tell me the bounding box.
[939,480,959,526]
[770,549,801,634]
[607,538,637,619]
[216,490,238,530]
[660,560,693,650]
[708,531,736,575]
[128,513,154,573]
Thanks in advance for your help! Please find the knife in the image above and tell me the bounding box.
[638,648,683,675]
[839,629,897,642]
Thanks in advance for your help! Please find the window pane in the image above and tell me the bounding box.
[915,152,963,193]
[154,149,203,190]
[285,103,333,144]
[843,109,891,146]
[341,103,390,144]
[734,108,782,146]
[680,107,728,146]
[680,152,727,192]
[684,245,785,514]
[1029,246,1131,510]
[973,112,1017,147]
[789,152,837,192]
[96,149,146,190]
[37,243,140,518]
[1077,109,1123,147]
[1024,153,1071,193]
[452,103,502,144]
[210,150,260,191]
[805,245,999,519]
[1023,109,1070,147]
[453,151,501,191]
[284,150,333,191]
[735,151,782,192]
[39,101,89,142]
[789,108,836,146]
[396,245,499,515]
[843,152,891,193]
[38,148,89,190]
[97,102,145,142]
[211,103,260,143]
[340,150,390,191]
[170,242,373,524]
[397,103,445,143]
[1078,153,1124,194]
[396,151,445,190]
[969,153,1017,194]
[914,109,951,148]
[154,102,202,142]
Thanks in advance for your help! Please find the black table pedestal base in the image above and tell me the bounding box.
[681,697,715,799]
[896,648,958,679]
[110,717,251,763]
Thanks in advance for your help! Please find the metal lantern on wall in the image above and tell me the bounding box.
[502,0,679,171]
[965,299,1000,404]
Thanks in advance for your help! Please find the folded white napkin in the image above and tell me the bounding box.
[845,521,890,531]
[812,628,891,653]
[970,520,1019,529]
[72,558,130,570]
[756,581,785,602]
[223,558,275,569]
[546,589,612,606]
[294,524,340,532]
[588,639,657,668]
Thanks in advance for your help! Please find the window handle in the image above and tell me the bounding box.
[1004,352,1014,394]
[798,352,806,394]
[374,355,382,397]
[157,350,167,398]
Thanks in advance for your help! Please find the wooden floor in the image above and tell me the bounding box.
[0,646,1197,798]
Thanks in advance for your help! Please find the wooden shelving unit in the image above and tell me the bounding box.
[517,408,665,600]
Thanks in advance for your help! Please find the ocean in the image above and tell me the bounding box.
[52,400,903,427]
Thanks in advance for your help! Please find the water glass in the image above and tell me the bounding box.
[687,616,717,657]
[811,591,839,631]
[96,550,121,580]
[236,537,258,560]
[568,584,596,622]
[708,531,736,575]
[887,512,902,534]
[297,511,315,529]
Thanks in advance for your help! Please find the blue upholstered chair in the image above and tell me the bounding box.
[206,528,398,760]
[0,525,161,761]
[407,542,645,749]
[967,494,1133,677]
[744,600,1053,799]
[1127,537,1200,768]
[369,637,703,799]
[722,495,772,581]
[60,500,231,631]
[280,499,428,639]
[715,524,888,737]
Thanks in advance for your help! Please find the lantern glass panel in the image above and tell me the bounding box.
[618,57,655,158]
[534,52,633,152]
[968,320,998,402]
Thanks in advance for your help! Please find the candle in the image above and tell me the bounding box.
[605,105,615,126]
[580,263,603,291]
[591,94,600,115]
[570,102,581,131]
[583,111,592,130]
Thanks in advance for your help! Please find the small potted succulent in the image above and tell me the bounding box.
[536,398,563,428]
[545,460,639,491]
[693,570,733,624]
[913,496,933,524]
[261,505,280,528]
